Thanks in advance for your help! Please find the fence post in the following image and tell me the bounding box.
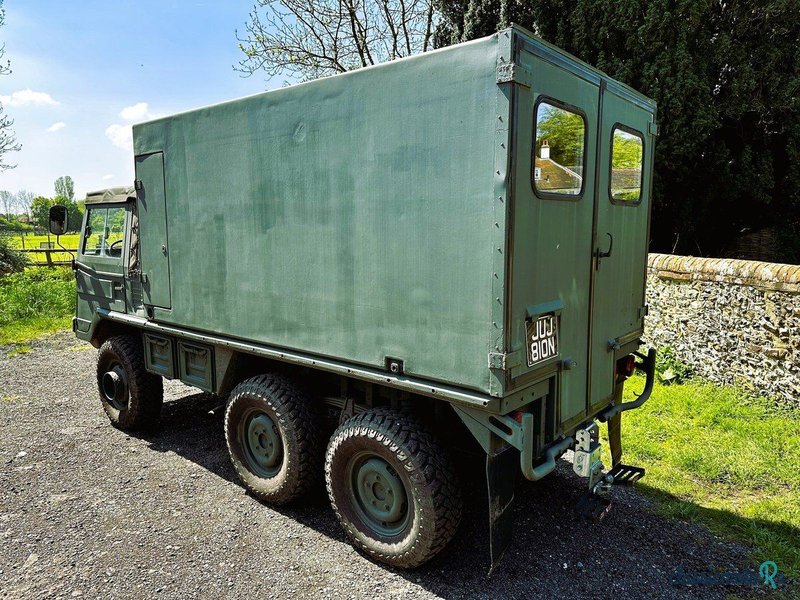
[45,248,53,267]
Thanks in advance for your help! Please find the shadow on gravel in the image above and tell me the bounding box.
[135,390,793,599]
[132,392,240,485]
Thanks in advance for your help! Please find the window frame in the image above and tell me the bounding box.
[79,204,128,265]
[608,123,645,207]
[531,95,589,202]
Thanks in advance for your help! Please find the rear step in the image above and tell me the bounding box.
[608,463,646,486]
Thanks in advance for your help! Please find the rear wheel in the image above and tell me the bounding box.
[225,374,323,504]
[325,408,462,568]
[96,335,163,431]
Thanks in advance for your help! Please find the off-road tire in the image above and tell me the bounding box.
[325,408,462,568]
[225,374,323,505]
[96,335,163,431]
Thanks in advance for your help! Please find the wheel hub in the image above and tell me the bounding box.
[353,456,408,533]
[101,365,128,410]
[244,412,283,477]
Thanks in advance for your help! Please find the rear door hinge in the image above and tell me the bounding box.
[489,350,524,371]
[488,352,506,370]
[496,62,532,88]
[638,304,649,319]
[648,121,659,136]
[134,179,143,191]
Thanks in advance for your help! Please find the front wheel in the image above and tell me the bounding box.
[96,335,163,431]
[325,409,462,568]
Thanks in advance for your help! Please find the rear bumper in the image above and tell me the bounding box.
[519,347,656,481]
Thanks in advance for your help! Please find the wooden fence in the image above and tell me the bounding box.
[18,248,76,267]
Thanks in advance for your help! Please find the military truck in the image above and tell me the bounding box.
[52,25,657,569]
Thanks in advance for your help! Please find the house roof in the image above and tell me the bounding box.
[534,157,582,192]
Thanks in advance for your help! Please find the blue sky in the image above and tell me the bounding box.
[0,0,279,199]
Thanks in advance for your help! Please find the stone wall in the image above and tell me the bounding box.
[645,253,800,403]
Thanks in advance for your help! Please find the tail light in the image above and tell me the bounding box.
[616,354,636,379]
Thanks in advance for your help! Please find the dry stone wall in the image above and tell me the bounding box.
[645,254,800,404]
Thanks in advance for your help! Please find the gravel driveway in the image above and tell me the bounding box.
[0,332,783,599]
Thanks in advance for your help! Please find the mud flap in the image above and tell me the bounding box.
[486,446,517,573]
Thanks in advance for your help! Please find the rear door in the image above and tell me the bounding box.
[509,43,600,429]
[588,87,656,408]
[135,152,172,309]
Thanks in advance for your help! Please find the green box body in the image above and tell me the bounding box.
[76,26,656,429]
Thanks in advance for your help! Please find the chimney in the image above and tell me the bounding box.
[540,139,550,160]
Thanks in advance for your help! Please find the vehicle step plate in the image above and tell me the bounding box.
[608,463,646,486]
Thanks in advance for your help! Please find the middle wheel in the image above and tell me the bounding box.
[225,374,322,505]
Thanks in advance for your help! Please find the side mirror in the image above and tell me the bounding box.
[49,205,68,236]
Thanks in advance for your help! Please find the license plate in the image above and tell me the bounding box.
[526,314,559,367]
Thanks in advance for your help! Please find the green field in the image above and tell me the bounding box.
[3,233,80,265]
[5,233,81,249]
[609,376,800,578]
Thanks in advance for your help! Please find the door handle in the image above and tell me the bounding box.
[595,233,613,269]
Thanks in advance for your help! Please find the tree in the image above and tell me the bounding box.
[0,189,12,219]
[236,0,437,81]
[61,197,83,232]
[535,104,585,167]
[13,189,34,218]
[35,194,82,232]
[0,1,20,172]
[31,196,56,230]
[54,176,74,201]
[435,0,800,262]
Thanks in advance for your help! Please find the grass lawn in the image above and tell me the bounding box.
[608,375,800,578]
[0,267,76,345]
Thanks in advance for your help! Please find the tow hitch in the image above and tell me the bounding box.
[572,422,646,522]
[573,423,614,521]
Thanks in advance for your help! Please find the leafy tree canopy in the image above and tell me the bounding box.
[435,0,800,261]
[535,104,584,167]
[54,175,74,201]
[31,195,83,232]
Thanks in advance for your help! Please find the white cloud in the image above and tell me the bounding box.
[119,102,158,122]
[105,123,133,150]
[102,174,114,181]
[105,102,162,150]
[46,121,66,132]
[0,89,59,107]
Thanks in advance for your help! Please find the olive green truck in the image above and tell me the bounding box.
[53,26,658,569]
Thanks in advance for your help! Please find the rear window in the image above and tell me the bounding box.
[610,126,644,204]
[532,100,586,198]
